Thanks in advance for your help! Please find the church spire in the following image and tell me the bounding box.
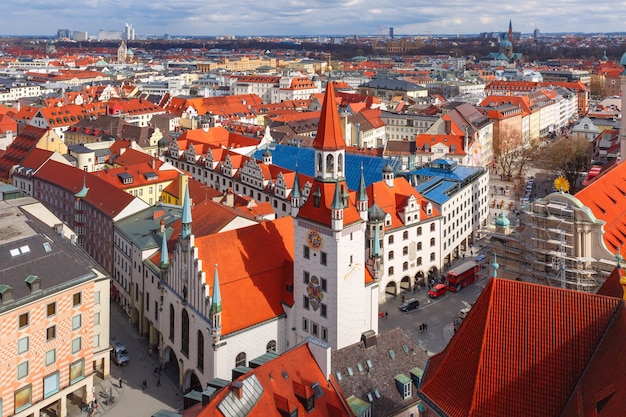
[181,179,192,239]
[313,82,346,151]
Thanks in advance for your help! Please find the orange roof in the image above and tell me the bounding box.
[420,278,625,417]
[415,134,466,156]
[312,82,346,150]
[192,217,294,335]
[575,160,626,253]
[34,160,139,218]
[367,178,440,229]
[91,161,179,191]
[191,343,351,417]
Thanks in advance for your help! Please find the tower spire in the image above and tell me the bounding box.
[181,179,192,239]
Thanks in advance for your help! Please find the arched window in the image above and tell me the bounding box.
[197,330,204,371]
[430,252,436,261]
[337,153,344,174]
[236,352,246,368]
[430,223,436,232]
[403,246,408,256]
[417,242,422,250]
[417,227,422,236]
[317,154,322,172]
[417,257,422,266]
[430,237,436,247]
[403,231,408,240]
[388,251,394,260]
[326,154,334,173]
[181,309,189,356]
[266,340,277,353]
[169,304,175,340]
[388,266,394,276]
[403,262,409,271]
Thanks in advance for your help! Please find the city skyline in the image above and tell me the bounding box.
[1,0,625,38]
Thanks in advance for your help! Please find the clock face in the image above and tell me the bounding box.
[307,229,323,249]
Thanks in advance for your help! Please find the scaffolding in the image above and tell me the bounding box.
[519,198,601,292]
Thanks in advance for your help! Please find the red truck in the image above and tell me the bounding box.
[445,261,478,292]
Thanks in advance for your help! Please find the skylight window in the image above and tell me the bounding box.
[20,245,31,254]
[10,248,20,257]
[43,242,52,253]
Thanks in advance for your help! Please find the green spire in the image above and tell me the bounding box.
[211,264,222,314]
[372,220,381,258]
[181,180,192,239]
[491,253,499,279]
[357,164,367,202]
[331,179,342,210]
[159,229,169,269]
[291,164,301,199]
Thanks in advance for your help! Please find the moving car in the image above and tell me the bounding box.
[399,298,420,312]
[428,284,448,299]
[110,340,129,366]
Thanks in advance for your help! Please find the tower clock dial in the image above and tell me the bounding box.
[307,229,323,249]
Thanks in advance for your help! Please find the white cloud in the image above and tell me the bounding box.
[0,0,624,36]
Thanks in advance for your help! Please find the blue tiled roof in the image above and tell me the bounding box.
[409,159,486,205]
[253,145,400,190]
[415,178,458,205]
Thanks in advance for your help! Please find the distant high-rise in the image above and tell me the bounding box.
[73,31,88,41]
[56,29,71,39]
[389,27,394,40]
[533,28,540,39]
[124,23,135,41]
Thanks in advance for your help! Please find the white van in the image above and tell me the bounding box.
[110,340,129,366]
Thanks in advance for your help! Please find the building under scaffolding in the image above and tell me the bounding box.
[486,192,615,293]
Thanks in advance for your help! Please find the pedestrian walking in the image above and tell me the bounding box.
[384,311,388,318]
[401,295,405,302]
[118,377,123,388]
[424,322,428,332]
[142,379,147,390]
[157,377,161,387]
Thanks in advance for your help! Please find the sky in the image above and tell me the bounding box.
[2,0,626,37]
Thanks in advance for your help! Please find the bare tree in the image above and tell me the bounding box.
[496,129,535,181]
[535,135,591,193]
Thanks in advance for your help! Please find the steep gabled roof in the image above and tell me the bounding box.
[420,278,624,417]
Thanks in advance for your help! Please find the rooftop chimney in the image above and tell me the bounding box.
[232,381,244,400]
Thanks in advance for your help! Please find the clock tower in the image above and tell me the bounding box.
[292,82,378,350]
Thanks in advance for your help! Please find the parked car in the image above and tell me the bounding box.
[399,298,420,312]
[459,307,471,319]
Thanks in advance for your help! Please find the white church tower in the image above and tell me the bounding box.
[293,82,378,350]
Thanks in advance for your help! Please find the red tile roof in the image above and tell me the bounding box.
[575,160,626,253]
[367,178,439,229]
[193,217,294,335]
[0,125,48,180]
[312,82,346,150]
[189,343,351,417]
[34,160,140,218]
[420,278,624,417]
